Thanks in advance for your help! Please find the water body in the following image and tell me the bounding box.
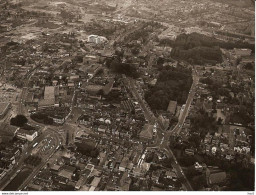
[3,168,32,191]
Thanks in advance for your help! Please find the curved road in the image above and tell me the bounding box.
[126,69,199,191]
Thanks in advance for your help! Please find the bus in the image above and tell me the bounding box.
[32,142,38,148]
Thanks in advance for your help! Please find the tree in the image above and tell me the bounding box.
[97,89,104,96]
[24,155,42,167]
[184,166,200,179]
[244,62,254,70]
[190,109,218,137]
[10,115,28,127]
[178,156,196,167]
[161,158,173,168]
[188,134,201,148]
[217,117,223,125]
[145,152,154,163]
[75,142,99,158]
[44,117,53,125]
[192,175,206,190]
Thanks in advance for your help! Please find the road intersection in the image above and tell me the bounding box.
[126,69,199,191]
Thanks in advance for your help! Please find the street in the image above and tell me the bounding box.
[0,63,65,190]
[126,69,199,191]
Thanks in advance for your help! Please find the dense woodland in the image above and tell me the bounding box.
[106,56,140,78]
[145,66,192,111]
[75,141,99,158]
[159,32,254,65]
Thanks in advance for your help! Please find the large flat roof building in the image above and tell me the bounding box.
[44,86,55,100]
[38,98,55,109]
[39,86,59,109]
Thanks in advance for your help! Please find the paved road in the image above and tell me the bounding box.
[125,77,156,123]
[170,73,199,135]
[17,129,62,190]
[0,128,60,190]
[65,89,78,120]
[0,131,44,190]
[0,146,34,190]
[126,69,199,191]
[17,64,42,114]
[1,84,64,191]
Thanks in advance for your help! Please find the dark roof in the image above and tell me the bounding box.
[62,165,76,173]
[0,123,18,137]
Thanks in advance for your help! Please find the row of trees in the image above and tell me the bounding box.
[10,115,28,127]
[30,113,53,125]
[24,155,42,167]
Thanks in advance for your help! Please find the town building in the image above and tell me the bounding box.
[234,48,252,57]
[38,86,59,109]
[139,124,154,142]
[0,123,19,143]
[88,35,108,44]
[16,129,38,142]
[167,100,177,115]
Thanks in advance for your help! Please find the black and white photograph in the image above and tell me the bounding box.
[0,0,255,193]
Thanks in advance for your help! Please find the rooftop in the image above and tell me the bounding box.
[38,98,55,107]
[44,86,55,100]
[17,128,37,136]
[139,124,154,140]
[167,100,177,114]
[58,169,73,179]
[0,123,19,137]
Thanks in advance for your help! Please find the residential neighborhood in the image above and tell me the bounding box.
[0,0,254,192]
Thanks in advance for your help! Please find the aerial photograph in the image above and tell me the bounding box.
[0,0,255,192]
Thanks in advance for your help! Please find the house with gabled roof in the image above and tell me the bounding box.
[139,124,154,142]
